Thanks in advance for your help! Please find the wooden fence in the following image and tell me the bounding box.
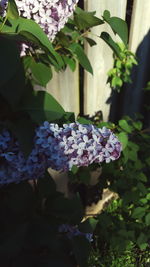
[46,0,150,122]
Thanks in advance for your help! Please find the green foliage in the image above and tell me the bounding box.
[74,7,104,30]
[107,43,138,92]
[69,43,93,74]
[30,61,52,87]
[100,10,129,63]
[103,10,128,45]
[19,90,65,124]
[100,32,122,59]
[7,0,19,19]
[144,81,150,91]
[8,117,36,157]
[93,116,150,253]
[88,246,150,267]
[117,132,128,149]
[72,235,91,267]
[0,4,133,87]
[0,37,20,87]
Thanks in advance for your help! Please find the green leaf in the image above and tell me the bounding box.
[0,38,25,107]
[132,207,146,219]
[8,118,35,157]
[78,168,91,185]
[84,37,97,47]
[77,117,92,125]
[1,66,25,108]
[103,10,111,22]
[0,37,20,88]
[62,55,76,72]
[146,157,150,166]
[100,32,121,58]
[111,76,123,88]
[140,198,148,205]
[49,195,84,224]
[63,112,75,123]
[72,235,91,267]
[22,55,32,72]
[69,43,93,74]
[71,165,79,175]
[139,172,147,182]
[2,17,63,69]
[137,182,147,195]
[103,10,128,45]
[37,171,56,198]
[30,61,52,87]
[5,182,34,215]
[74,7,104,30]
[145,214,150,226]
[56,31,70,47]
[98,121,115,129]
[118,132,128,150]
[128,141,139,151]
[134,159,143,170]
[119,119,132,133]
[146,193,150,200]
[132,121,142,131]
[20,90,65,124]
[7,0,19,19]
[137,233,148,249]
[122,147,129,163]
[108,17,128,45]
[128,149,138,162]
[88,217,98,231]
[139,243,148,250]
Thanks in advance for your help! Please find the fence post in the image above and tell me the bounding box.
[46,66,79,116]
[122,0,150,117]
[84,0,127,121]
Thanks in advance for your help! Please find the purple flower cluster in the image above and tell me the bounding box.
[0,0,79,41]
[58,224,93,242]
[0,129,47,184]
[0,122,121,185]
[36,121,121,171]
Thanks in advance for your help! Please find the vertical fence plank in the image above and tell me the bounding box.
[46,66,79,116]
[128,0,150,53]
[84,0,127,121]
[122,0,150,116]
[47,66,79,190]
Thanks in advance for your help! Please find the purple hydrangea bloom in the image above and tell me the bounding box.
[0,122,121,185]
[58,224,93,242]
[0,0,79,41]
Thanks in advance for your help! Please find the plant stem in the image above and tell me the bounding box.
[0,15,8,32]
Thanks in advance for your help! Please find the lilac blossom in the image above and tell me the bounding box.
[0,122,122,185]
[35,122,122,171]
[0,0,79,41]
[58,224,93,242]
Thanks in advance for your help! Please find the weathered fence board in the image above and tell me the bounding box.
[128,0,150,53]
[122,0,150,116]
[84,0,127,121]
[47,66,79,116]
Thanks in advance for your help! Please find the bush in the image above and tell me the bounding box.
[0,1,149,266]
